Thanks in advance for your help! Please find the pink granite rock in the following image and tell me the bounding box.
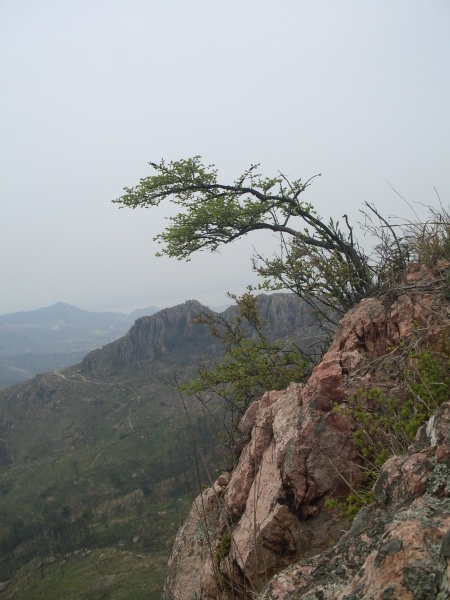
[162,263,449,600]
[259,400,450,599]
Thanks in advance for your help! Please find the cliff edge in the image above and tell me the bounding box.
[162,263,450,599]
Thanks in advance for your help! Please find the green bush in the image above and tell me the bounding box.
[334,345,450,517]
[215,533,232,564]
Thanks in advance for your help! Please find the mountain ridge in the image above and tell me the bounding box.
[0,301,160,327]
[0,301,160,387]
[80,294,321,379]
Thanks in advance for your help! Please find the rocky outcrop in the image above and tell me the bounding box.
[222,293,323,347]
[258,401,450,599]
[81,294,319,378]
[162,263,449,599]
[81,300,212,376]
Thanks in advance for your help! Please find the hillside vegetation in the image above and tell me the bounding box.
[160,218,450,598]
[118,161,449,598]
[2,156,448,598]
[0,294,316,598]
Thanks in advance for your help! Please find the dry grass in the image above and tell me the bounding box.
[405,204,450,268]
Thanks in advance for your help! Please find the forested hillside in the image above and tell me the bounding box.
[0,293,316,599]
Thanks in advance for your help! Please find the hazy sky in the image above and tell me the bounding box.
[1,0,449,315]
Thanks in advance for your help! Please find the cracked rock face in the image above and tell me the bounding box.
[162,264,449,599]
[162,382,359,600]
[258,401,450,600]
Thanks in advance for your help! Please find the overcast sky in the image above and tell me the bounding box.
[1,0,449,315]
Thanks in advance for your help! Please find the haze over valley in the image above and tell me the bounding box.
[0,302,159,387]
[1,1,449,317]
[1,0,449,597]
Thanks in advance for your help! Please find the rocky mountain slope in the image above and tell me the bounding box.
[80,294,321,379]
[0,293,317,598]
[162,263,450,599]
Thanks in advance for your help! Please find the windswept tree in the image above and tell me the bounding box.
[114,158,450,467]
[114,157,375,325]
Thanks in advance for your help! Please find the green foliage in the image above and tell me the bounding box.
[114,157,373,324]
[215,533,232,564]
[335,346,450,516]
[325,489,375,519]
[0,352,223,590]
[114,157,314,259]
[114,159,450,531]
[5,547,165,600]
[255,233,372,324]
[407,348,450,408]
[178,291,311,422]
[115,158,450,329]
